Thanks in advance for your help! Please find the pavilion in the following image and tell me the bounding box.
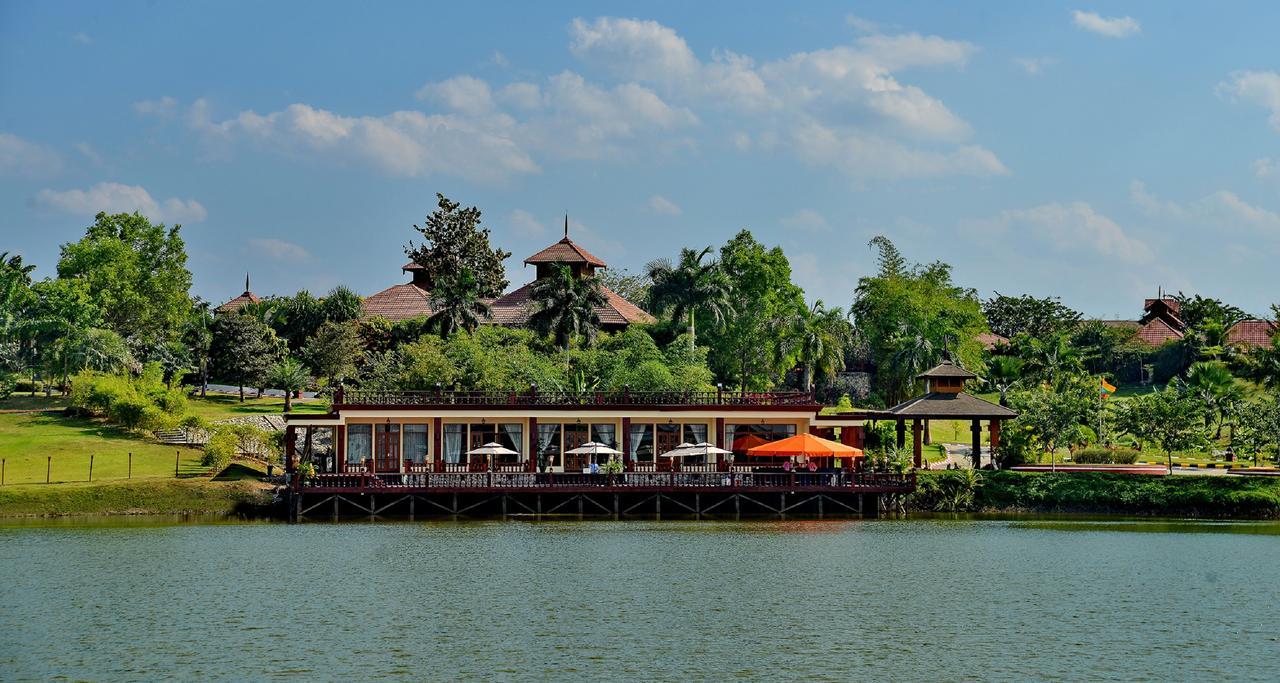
[884,360,1017,469]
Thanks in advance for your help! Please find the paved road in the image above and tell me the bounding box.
[201,383,320,399]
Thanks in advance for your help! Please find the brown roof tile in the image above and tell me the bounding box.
[975,332,1008,350]
[361,283,433,322]
[916,360,978,380]
[1227,320,1277,349]
[887,391,1018,419]
[487,282,654,327]
[523,237,607,267]
[215,291,260,313]
[1135,317,1184,345]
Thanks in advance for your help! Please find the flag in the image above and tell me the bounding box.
[1100,378,1116,397]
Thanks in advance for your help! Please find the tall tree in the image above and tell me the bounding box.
[405,194,511,298]
[984,355,1023,407]
[795,301,854,392]
[982,293,1082,340]
[1185,360,1243,438]
[304,320,362,388]
[210,314,281,401]
[708,230,807,390]
[269,357,311,412]
[427,268,492,339]
[646,246,731,351]
[56,212,193,351]
[183,300,214,398]
[321,286,364,324]
[528,265,606,351]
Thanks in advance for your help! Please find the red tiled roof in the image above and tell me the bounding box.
[975,332,1008,350]
[1227,320,1277,349]
[487,282,654,327]
[361,283,433,322]
[215,291,260,313]
[1135,317,1184,345]
[1144,297,1180,314]
[523,237,607,267]
[402,261,424,271]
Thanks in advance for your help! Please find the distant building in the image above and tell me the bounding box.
[1099,294,1276,349]
[215,274,260,314]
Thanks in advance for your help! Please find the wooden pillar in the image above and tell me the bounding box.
[284,425,296,473]
[528,416,539,472]
[971,419,982,469]
[433,417,443,473]
[621,417,631,471]
[923,419,931,446]
[912,419,923,469]
[714,417,725,470]
[336,425,346,473]
[896,419,906,449]
[989,420,1001,467]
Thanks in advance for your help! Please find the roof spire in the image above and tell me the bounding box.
[245,272,250,293]
[564,213,569,239]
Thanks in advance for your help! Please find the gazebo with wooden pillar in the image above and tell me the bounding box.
[884,360,1017,469]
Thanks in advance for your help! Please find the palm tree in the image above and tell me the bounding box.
[269,357,311,412]
[427,268,492,339]
[645,246,731,351]
[528,265,607,352]
[1022,333,1081,388]
[1185,360,1242,438]
[796,301,854,392]
[887,328,936,402]
[985,355,1023,406]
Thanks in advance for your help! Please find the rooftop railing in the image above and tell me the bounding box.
[302,470,915,492]
[333,386,819,408]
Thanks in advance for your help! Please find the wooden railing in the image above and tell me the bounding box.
[334,387,818,408]
[303,471,915,491]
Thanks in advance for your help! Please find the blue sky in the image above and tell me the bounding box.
[2,1,1279,318]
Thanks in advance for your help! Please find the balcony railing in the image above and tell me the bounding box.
[302,471,915,491]
[333,387,818,408]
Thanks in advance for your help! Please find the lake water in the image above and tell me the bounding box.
[2,516,1278,681]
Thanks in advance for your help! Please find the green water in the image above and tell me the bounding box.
[2,517,1278,681]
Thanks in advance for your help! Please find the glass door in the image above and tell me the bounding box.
[563,423,589,471]
[374,423,400,473]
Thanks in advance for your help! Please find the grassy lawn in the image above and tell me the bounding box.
[0,411,209,485]
[186,392,328,421]
[0,478,274,517]
[0,394,70,411]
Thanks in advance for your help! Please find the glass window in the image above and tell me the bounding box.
[404,424,428,462]
[536,423,562,468]
[346,424,372,464]
[591,423,617,450]
[683,423,707,445]
[443,424,465,463]
[629,423,654,462]
[498,423,523,464]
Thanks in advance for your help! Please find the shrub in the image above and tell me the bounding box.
[202,429,237,472]
[108,396,150,430]
[1073,446,1141,464]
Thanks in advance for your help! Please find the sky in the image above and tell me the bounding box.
[2,1,1279,319]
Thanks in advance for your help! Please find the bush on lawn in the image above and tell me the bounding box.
[69,362,189,433]
[1073,447,1140,464]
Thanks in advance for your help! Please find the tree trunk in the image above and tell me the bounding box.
[802,365,813,393]
[284,390,293,413]
[239,383,245,402]
[689,309,696,352]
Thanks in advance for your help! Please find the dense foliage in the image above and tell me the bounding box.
[404,193,511,298]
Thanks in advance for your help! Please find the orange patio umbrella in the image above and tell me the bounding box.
[746,432,862,459]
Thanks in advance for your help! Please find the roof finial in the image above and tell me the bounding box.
[564,214,569,239]
[245,272,250,293]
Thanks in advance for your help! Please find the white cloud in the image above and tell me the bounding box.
[845,15,879,34]
[648,195,682,215]
[0,132,61,177]
[1072,11,1141,38]
[1218,71,1280,130]
[32,182,207,223]
[1131,180,1280,236]
[790,121,1007,180]
[75,142,104,167]
[1255,157,1278,180]
[417,75,495,115]
[1015,57,1056,75]
[71,32,92,45]
[497,82,543,110]
[975,202,1152,263]
[489,51,509,68]
[509,209,546,238]
[134,96,178,118]
[780,208,829,232]
[248,238,309,261]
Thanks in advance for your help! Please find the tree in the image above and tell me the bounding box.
[278,290,325,349]
[850,236,987,403]
[269,357,310,412]
[1185,360,1243,438]
[321,286,363,324]
[304,320,361,387]
[1017,332,1083,389]
[426,268,492,339]
[183,301,214,398]
[1009,378,1095,466]
[708,230,807,390]
[210,314,281,401]
[598,268,651,309]
[1246,333,1280,391]
[983,293,1082,340]
[528,265,606,351]
[56,212,192,351]
[1118,382,1208,470]
[646,246,731,351]
[1232,397,1279,466]
[405,194,511,298]
[1172,293,1248,331]
[795,301,854,392]
[984,355,1023,406]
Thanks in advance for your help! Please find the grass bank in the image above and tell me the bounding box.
[0,479,276,517]
[912,470,1280,518]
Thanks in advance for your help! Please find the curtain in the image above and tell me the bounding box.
[404,424,428,462]
[537,423,561,467]
[592,424,616,449]
[629,423,653,462]
[443,424,464,463]
[346,425,371,464]
[499,423,523,463]
[683,423,707,444]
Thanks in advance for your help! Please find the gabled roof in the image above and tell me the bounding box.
[216,291,260,313]
[487,282,655,326]
[1227,320,1277,349]
[916,360,977,380]
[975,332,1008,350]
[887,391,1018,419]
[361,283,433,322]
[1135,316,1184,345]
[402,261,424,271]
[524,237,607,268]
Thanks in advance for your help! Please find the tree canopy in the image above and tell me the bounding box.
[405,194,511,298]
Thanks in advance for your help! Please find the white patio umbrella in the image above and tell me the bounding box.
[466,442,520,457]
[564,441,622,456]
[658,442,697,458]
[682,442,733,457]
